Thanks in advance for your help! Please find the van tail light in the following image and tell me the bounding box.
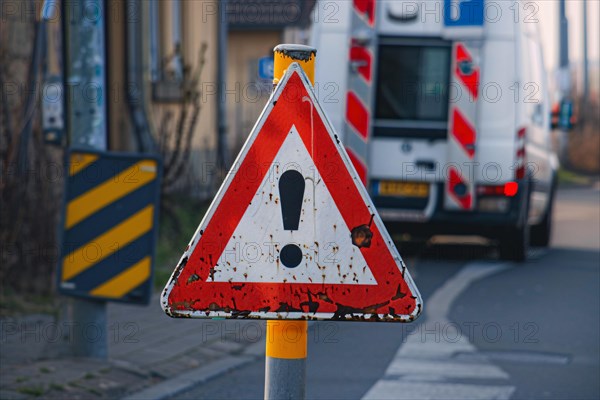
[477,183,518,197]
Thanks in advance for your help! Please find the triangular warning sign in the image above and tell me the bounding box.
[161,64,422,322]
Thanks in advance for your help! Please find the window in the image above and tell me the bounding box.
[374,38,451,138]
[525,35,546,128]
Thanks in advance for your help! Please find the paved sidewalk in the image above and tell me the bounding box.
[0,295,266,399]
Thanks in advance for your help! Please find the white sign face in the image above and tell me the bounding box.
[213,125,377,285]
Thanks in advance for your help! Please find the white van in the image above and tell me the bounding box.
[310,0,558,261]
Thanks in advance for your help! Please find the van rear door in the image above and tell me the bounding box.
[369,38,451,216]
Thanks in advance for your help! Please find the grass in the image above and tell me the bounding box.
[557,168,593,186]
[0,288,58,318]
[17,385,45,397]
[49,383,65,391]
[154,268,174,291]
[87,387,102,396]
[154,195,210,290]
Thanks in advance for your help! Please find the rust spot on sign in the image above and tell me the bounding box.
[275,302,302,313]
[391,284,406,300]
[332,300,390,321]
[351,214,374,248]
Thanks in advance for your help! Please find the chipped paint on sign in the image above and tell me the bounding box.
[161,63,422,322]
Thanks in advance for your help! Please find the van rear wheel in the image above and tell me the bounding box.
[498,223,529,262]
[530,181,556,247]
[530,202,553,247]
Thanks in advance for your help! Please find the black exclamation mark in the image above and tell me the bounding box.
[278,170,305,268]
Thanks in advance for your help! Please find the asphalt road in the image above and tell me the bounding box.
[172,183,600,400]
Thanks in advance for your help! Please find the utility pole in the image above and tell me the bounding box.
[582,0,589,103]
[62,0,108,358]
[558,0,570,97]
[557,0,571,162]
[216,0,229,175]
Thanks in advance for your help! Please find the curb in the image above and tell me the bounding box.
[123,341,265,400]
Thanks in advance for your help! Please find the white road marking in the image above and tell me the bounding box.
[426,263,510,322]
[363,382,514,400]
[363,262,515,400]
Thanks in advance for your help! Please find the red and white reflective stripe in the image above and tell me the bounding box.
[353,0,375,26]
[451,108,476,158]
[349,44,373,83]
[448,166,472,209]
[515,127,526,179]
[346,92,369,141]
[455,43,479,101]
[445,42,480,211]
[344,0,376,187]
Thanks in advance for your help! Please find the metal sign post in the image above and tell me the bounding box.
[262,45,317,400]
[62,0,109,358]
[265,320,307,399]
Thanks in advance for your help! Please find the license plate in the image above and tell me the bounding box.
[378,181,429,197]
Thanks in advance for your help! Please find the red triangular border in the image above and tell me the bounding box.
[162,65,421,321]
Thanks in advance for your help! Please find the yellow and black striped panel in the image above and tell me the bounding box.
[58,150,161,304]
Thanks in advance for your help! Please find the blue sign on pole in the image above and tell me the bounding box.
[258,56,274,80]
[559,99,573,130]
[444,0,485,27]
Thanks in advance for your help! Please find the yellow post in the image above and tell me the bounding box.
[273,44,317,86]
[266,320,308,359]
[265,44,316,400]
